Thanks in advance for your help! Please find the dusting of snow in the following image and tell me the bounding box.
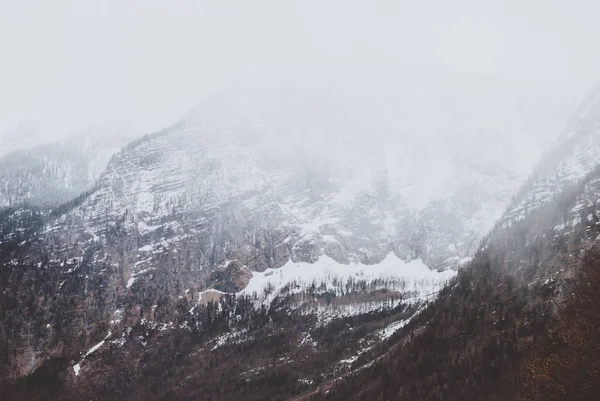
[210,328,250,351]
[339,355,359,366]
[378,317,412,340]
[299,332,317,348]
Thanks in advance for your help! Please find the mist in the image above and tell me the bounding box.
[5,2,600,399]
[1,0,599,140]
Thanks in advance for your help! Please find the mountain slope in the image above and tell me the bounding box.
[310,86,600,401]
[0,76,581,400]
[34,76,575,275]
[0,122,141,209]
[502,84,600,225]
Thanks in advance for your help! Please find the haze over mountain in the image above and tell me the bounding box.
[0,73,596,400]
[2,1,600,400]
[0,121,143,208]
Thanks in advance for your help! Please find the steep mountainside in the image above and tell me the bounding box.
[0,77,583,400]
[502,84,600,225]
[0,122,141,209]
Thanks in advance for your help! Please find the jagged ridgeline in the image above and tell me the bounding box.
[0,80,595,400]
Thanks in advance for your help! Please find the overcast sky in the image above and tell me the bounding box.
[1,0,599,136]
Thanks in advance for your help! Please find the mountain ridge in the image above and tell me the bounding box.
[0,78,594,400]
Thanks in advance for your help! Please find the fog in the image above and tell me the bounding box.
[1,0,600,139]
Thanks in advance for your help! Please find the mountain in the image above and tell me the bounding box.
[0,76,585,400]
[0,121,142,209]
[307,86,600,401]
[32,75,575,270]
[501,84,600,226]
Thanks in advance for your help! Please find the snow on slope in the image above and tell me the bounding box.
[30,75,578,314]
[0,121,143,209]
[233,252,456,322]
[239,252,455,305]
[501,85,600,226]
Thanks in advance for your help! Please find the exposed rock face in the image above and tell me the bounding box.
[207,261,253,292]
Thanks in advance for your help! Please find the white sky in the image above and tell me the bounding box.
[1,0,599,136]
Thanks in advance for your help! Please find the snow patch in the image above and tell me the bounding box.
[378,317,412,340]
[238,252,455,306]
[72,331,112,376]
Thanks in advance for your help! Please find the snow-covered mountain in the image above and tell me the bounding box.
[11,75,574,326]
[500,84,600,227]
[0,121,142,208]
[37,76,574,276]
